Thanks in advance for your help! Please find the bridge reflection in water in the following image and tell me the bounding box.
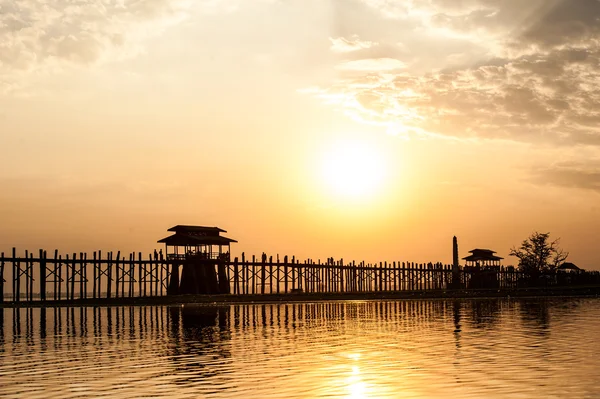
[0,299,598,399]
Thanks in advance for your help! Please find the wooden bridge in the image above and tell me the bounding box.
[0,248,535,303]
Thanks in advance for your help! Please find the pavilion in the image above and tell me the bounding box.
[463,249,503,268]
[558,262,582,273]
[158,225,237,295]
[157,225,237,261]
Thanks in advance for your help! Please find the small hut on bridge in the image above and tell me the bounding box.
[463,248,503,289]
[158,225,237,296]
[158,225,237,261]
[558,262,582,273]
[463,249,503,269]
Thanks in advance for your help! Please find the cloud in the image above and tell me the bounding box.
[336,58,406,71]
[533,162,600,193]
[330,36,378,53]
[309,0,600,147]
[0,0,236,93]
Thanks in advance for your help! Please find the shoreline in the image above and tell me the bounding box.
[2,286,600,308]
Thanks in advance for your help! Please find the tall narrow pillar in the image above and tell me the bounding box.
[452,236,462,289]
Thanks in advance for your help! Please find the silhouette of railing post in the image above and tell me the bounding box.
[80,252,86,299]
[65,253,70,300]
[291,256,296,292]
[260,253,266,295]
[112,251,119,298]
[268,255,273,294]
[241,253,246,295]
[151,252,156,296]
[138,252,143,297]
[233,257,239,294]
[297,258,302,292]
[39,249,46,301]
[71,253,77,300]
[0,252,4,303]
[11,248,17,302]
[57,254,62,300]
[28,251,34,301]
[92,252,97,299]
[276,255,280,294]
[129,253,135,297]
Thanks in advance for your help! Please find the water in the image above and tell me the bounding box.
[0,299,599,398]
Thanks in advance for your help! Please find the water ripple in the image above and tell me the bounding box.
[1,299,600,398]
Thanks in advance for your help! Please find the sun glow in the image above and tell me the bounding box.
[320,139,388,200]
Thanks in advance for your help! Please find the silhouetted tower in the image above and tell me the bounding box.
[158,225,237,295]
[451,236,462,289]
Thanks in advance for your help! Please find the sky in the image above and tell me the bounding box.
[1,0,600,268]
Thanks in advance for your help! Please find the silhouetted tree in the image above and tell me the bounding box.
[509,232,568,279]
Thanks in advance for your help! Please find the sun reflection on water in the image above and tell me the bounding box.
[347,364,368,399]
[1,300,599,398]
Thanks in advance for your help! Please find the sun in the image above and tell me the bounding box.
[320,138,387,200]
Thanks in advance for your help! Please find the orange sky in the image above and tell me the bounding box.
[1,0,599,269]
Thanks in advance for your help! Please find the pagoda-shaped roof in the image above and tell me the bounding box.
[168,225,227,234]
[158,225,237,246]
[463,248,503,261]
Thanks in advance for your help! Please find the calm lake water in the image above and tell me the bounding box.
[1,298,599,398]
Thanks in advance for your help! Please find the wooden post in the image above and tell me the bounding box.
[28,252,33,302]
[52,250,58,301]
[23,249,30,301]
[260,254,266,295]
[65,253,70,301]
[252,255,256,295]
[297,258,302,291]
[71,252,77,300]
[283,256,288,293]
[97,251,103,298]
[276,255,280,294]
[233,257,239,295]
[241,253,246,295]
[153,252,159,296]
[269,255,274,294]
[114,251,120,298]
[115,253,120,299]
[159,251,165,296]
[12,248,18,302]
[0,252,4,303]
[304,259,315,292]
[291,256,296,292]
[142,253,147,297]
[93,252,97,299]
[138,252,143,297]
[57,254,62,300]
[106,252,113,299]
[39,249,46,301]
[83,252,88,299]
[339,260,344,293]
[79,252,85,299]
[129,253,135,297]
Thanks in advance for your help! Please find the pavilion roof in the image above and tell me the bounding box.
[168,225,227,233]
[463,248,503,261]
[558,262,581,271]
[468,248,497,254]
[157,233,237,246]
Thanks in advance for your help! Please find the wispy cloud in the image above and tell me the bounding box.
[533,162,600,193]
[0,0,245,93]
[308,0,600,148]
[330,36,378,53]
